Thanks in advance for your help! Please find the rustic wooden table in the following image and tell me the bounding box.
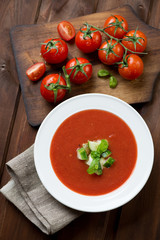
[0,0,160,239]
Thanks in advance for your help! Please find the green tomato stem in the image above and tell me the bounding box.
[83,23,148,55]
[62,66,71,92]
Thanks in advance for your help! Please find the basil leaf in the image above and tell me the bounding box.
[97,139,108,154]
[109,76,118,88]
[98,69,110,77]
[91,151,101,160]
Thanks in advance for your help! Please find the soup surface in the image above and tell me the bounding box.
[50,109,137,196]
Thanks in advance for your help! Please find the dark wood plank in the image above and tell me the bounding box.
[96,0,151,22]
[114,0,160,239]
[146,0,160,28]
[0,0,42,180]
[0,0,43,237]
[0,96,43,240]
[54,213,109,240]
[37,0,98,23]
[10,5,160,126]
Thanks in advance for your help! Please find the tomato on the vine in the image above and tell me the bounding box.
[98,39,124,65]
[65,57,92,84]
[41,38,68,64]
[75,26,102,53]
[40,74,67,103]
[57,21,75,41]
[104,15,128,39]
[118,54,144,80]
[26,62,46,81]
[122,29,147,53]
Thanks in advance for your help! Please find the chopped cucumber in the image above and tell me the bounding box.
[88,140,101,151]
[82,143,90,155]
[95,163,103,175]
[103,157,115,168]
[100,157,106,169]
[102,150,111,158]
[77,148,88,160]
[87,157,102,175]
[86,154,93,166]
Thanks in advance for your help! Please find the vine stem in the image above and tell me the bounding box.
[62,66,71,92]
[83,23,147,55]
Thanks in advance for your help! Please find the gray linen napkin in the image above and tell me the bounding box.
[0,145,81,234]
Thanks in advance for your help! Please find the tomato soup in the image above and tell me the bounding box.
[50,109,137,196]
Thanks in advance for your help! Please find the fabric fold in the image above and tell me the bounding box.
[0,145,81,234]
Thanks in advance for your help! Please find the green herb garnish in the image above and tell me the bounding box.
[77,139,115,176]
[87,151,102,175]
[98,69,118,89]
[77,148,88,160]
[102,150,112,158]
[103,157,115,168]
[97,139,108,154]
[98,69,110,77]
[109,76,118,88]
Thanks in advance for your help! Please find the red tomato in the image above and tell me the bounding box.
[98,40,124,65]
[75,27,102,53]
[41,38,68,64]
[104,15,128,39]
[122,30,147,53]
[26,62,46,81]
[40,74,67,103]
[65,57,92,84]
[57,21,75,41]
[118,54,144,80]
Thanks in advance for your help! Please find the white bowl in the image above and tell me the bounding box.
[34,93,154,212]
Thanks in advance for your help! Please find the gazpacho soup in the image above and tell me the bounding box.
[50,109,137,196]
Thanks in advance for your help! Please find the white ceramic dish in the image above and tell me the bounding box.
[34,93,154,212]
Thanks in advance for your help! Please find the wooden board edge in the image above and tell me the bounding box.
[9,31,39,127]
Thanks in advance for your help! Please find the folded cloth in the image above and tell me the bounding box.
[0,145,81,234]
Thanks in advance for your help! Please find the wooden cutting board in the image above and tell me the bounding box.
[10,5,160,127]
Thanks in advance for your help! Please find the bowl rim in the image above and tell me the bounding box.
[34,93,154,212]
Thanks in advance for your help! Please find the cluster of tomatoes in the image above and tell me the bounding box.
[26,15,147,103]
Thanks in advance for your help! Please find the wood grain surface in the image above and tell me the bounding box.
[10,5,160,126]
[0,0,160,240]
